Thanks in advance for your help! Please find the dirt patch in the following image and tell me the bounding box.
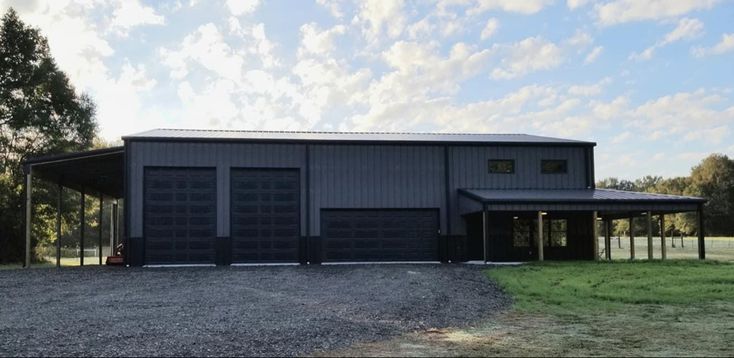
[323,303,734,357]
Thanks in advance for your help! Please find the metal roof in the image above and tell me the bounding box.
[123,128,595,146]
[459,188,705,204]
[23,147,125,198]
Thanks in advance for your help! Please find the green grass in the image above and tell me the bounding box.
[330,261,734,356]
[486,260,734,315]
[601,236,734,262]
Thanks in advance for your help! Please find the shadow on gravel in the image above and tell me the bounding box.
[0,264,509,357]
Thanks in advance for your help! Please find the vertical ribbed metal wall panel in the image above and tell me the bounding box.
[128,141,590,240]
[128,141,306,238]
[448,146,588,235]
[309,144,446,236]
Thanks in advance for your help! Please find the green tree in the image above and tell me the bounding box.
[688,154,734,236]
[0,8,97,263]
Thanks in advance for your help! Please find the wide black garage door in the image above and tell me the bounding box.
[144,167,217,265]
[230,168,300,263]
[321,209,439,262]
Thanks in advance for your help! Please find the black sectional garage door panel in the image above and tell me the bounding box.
[231,169,300,263]
[144,168,217,265]
[322,210,439,262]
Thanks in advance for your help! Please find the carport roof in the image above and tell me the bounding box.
[123,128,596,146]
[23,147,125,198]
[458,188,705,216]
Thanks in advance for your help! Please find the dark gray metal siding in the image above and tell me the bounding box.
[448,146,588,235]
[309,145,446,236]
[127,141,591,240]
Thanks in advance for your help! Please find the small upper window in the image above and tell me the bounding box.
[488,160,515,174]
[541,160,567,174]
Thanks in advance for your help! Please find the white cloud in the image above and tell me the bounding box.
[480,18,499,40]
[629,89,734,144]
[95,62,160,139]
[585,46,603,63]
[692,33,734,57]
[567,0,590,10]
[595,0,718,26]
[356,0,406,43]
[226,0,259,16]
[159,23,243,81]
[298,23,346,57]
[611,131,631,144]
[566,30,593,48]
[109,0,165,35]
[491,37,563,79]
[630,18,703,61]
[315,0,345,18]
[440,0,553,15]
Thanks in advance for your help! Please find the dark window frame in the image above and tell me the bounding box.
[543,219,568,247]
[488,159,515,174]
[541,159,568,174]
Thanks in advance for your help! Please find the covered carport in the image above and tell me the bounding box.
[22,147,125,267]
[458,188,707,262]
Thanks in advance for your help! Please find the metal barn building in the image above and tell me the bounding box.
[22,129,708,267]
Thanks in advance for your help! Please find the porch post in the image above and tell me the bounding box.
[592,211,599,260]
[56,184,63,268]
[697,204,706,260]
[98,195,103,265]
[80,189,85,266]
[110,201,117,256]
[482,209,488,263]
[629,217,635,260]
[537,211,544,261]
[647,211,653,260]
[24,170,33,268]
[604,218,612,260]
[660,214,667,260]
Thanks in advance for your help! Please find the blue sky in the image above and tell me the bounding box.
[3,0,733,180]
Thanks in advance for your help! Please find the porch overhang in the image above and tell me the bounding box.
[458,188,706,217]
[23,146,125,198]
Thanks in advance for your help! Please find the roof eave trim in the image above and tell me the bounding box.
[121,136,597,147]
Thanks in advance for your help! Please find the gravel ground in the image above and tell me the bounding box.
[0,264,509,357]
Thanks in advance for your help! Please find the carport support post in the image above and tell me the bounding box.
[537,211,544,261]
[629,217,635,260]
[24,170,32,268]
[592,211,599,260]
[482,209,488,263]
[660,215,667,260]
[604,218,612,260]
[110,201,117,256]
[98,196,103,265]
[56,184,63,268]
[80,189,85,266]
[697,204,706,260]
[647,211,653,260]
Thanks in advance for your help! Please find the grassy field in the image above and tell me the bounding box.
[328,261,734,357]
[600,236,734,262]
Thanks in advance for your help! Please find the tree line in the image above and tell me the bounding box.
[597,154,734,237]
[0,9,97,263]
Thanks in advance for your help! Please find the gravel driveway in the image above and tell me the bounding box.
[0,264,508,357]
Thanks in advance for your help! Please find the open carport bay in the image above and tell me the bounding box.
[0,265,508,357]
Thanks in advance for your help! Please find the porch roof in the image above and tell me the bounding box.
[458,188,705,216]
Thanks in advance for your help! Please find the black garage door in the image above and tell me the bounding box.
[321,209,439,262]
[144,167,217,265]
[230,168,300,263]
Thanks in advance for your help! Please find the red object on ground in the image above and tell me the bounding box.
[106,256,124,265]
